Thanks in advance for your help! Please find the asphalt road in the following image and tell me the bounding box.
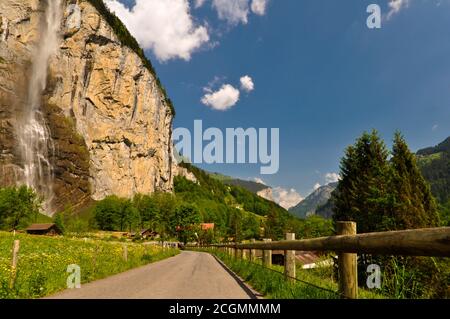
[47,251,253,299]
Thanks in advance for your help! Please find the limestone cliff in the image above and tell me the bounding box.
[0,0,175,214]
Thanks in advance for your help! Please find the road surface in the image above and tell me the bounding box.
[47,251,254,299]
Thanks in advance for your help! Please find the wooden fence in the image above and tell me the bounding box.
[194,222,450,299]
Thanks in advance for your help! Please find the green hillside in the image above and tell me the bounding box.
[208,172,269,194]
[416,137,450,225]
[175,163,332,241]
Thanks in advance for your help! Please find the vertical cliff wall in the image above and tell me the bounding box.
[0,0,174,214]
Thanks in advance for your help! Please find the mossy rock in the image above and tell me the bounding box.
[43,102,92,213]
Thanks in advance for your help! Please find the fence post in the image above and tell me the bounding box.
[249,239,256,262]
[235,245,240,259]
[337,221,358,299]
[123,244,128,262]
[262,238,272,267]
[242,249,247,260]
[10,240,20,289]
[284,233,296,282]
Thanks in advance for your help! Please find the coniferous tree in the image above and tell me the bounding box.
[332,130,392,233]
[389,132,440,229]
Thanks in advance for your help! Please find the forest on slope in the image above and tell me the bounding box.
[416,137,450,225]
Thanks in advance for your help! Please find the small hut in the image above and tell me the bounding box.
[26,223,62,236]
[200,223,215,231]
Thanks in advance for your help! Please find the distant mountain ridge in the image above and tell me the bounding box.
[288,183,338,219]
[208,173,270,194]
[417,137,450,156]
[416,136,450,218]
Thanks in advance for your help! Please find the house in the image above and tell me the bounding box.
[200,223,215,231]
[26,223,62,236]
[270,250,330,269]
[140,229,160,239]
[129,229,160,239]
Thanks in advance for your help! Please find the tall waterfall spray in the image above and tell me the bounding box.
[18,0,63,213]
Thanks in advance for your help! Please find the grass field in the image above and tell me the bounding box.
[0,232,179,299]
[199,249,384,299]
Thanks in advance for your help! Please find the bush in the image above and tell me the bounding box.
[93,196,139,232]
[0,186,42,230]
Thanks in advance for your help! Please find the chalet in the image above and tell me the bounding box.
[200,223,215,231]
[140,229,160,239]
[26,223,62,236]
[129,229,160,239]
[270,250,329,269]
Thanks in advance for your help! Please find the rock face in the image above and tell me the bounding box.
[0,0,174,214]
[172,164,198,184]
[257,187,274,202]
[289,182,338,219]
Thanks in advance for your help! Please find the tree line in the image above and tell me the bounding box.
[330,130,448,298]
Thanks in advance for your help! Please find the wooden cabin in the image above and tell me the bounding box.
[26,223,62,236]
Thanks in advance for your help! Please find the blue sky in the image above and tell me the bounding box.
[106,0,450,207]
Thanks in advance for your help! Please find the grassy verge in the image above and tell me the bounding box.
[0,232,179,299]
[196,249,384,299]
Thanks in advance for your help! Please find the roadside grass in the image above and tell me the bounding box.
[198,249,384,299]
[0,231,179,299]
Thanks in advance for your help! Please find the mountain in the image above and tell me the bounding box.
[289,182,338,219]
[416,137,450,224]
[208,173,270,194]
[0,0,175,214]
[224,179,269,194]
[417,137,450,156]
[177,163,292,220]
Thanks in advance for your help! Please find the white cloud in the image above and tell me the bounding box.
[212,0,250,25]
[194,0,207,8]
[325,172,340,184]
[386,0,410,20]
[313,183,321,191]
[194,0,269,26]
[251,0,268,15]
[272,187,303,210]
[432,124,439,131]
[240,75,255,92]
[254,177,266,185]
[201,84,240,110]
[105,0,209,61]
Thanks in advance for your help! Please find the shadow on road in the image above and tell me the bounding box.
[211,255,263,300]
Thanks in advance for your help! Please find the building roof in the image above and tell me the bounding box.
[201,223,215,230]
[26,223,56,231]
[271,250,322,265]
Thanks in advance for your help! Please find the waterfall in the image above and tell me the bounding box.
[18,0,63,213]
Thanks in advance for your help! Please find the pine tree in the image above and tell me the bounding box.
[53,213,65,234]
[389,132,440,229]
[332,130,392,233]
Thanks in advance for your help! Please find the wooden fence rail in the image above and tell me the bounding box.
[191,222,450,299]
[209,226,450,257]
